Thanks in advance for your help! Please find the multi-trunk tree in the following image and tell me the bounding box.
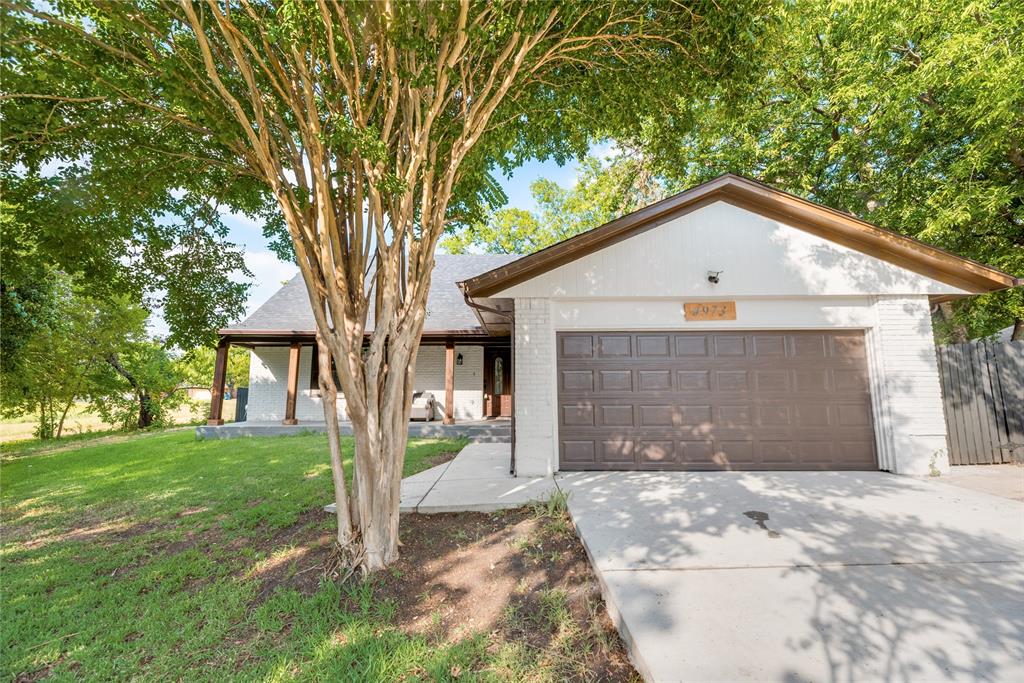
[5,0,774,571]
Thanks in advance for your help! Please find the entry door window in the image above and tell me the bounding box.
[494,356,504,395]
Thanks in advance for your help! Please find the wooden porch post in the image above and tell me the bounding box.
[207,338,230,426]
[444,340,455,425]
[283,342,301,425]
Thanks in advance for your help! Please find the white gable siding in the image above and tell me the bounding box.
[495,201,968,299]
[245,344,485,423]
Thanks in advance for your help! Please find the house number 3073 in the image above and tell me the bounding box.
[684,301,737,321]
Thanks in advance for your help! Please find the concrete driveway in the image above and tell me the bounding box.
[556,471,1024,683]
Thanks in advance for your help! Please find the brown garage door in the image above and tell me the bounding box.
[557,331,877,471]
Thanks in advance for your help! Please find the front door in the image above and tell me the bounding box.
[484,348,512,418]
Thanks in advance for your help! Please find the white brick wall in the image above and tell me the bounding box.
[412,345,484,420]
[868,296,950,474]
[246,344,484,423]
[247,346,333,422]
[513,298,557,476]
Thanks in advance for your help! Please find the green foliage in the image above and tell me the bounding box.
[178,345,251,392]
[633,0,1023,339]
[2,0,777,268]
[0,271,146,439]
[0,267,192,438]
[91,342,186,431]
[442,151,666,254]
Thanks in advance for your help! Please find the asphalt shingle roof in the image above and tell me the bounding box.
[229,253,520,333]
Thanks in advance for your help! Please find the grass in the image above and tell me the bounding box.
[1,430,477,681]
[0,400,236,443]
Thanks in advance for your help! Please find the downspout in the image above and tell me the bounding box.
[460,288,517,476]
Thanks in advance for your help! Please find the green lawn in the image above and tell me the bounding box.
[1,430,476,681]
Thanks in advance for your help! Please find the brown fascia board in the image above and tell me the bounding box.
[460,173,1019,297]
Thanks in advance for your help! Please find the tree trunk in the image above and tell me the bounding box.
[38,400,54,440]
[317,333,354,548]
[56,398,74,439]
[137,392,155,429]
[340,331,421,572]
[938,302,969,343]
[1012,318,1024,341]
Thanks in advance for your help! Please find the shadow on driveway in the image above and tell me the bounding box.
[557,470,1024,682]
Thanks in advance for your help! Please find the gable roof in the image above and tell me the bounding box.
[224,253,521,336]
[460,174,1019,298]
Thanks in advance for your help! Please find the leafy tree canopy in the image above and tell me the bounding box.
[442,151,665,254]
[631,0,1023,339]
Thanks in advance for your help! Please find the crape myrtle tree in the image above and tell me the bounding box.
[5,0,774,571]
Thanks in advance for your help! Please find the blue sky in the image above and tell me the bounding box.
[223,155,581,324]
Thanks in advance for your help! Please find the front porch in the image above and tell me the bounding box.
[207,331,513,427]
[195,418,511,442]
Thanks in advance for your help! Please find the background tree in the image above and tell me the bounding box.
[0,272,148,439]
[178,345,251,400]
[5,0,775,571]
[93,341,188,431]
[632,0,1023,340]
[442,150,666,254]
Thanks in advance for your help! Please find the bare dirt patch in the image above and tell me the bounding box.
[257,506,638,681]
[425,449,459,468]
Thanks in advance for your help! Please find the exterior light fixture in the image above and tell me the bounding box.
[456,353,464,366]
[707,270,723,284]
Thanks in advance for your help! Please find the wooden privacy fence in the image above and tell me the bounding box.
[937,340,1023,465]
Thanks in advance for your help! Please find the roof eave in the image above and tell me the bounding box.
[460,174,1018,298]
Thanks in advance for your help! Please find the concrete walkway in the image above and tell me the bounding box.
[556,470,1024,683]
[928,464,1024,502]
[326,443,556,515]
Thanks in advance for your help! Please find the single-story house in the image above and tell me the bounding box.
[208,174,1018,477]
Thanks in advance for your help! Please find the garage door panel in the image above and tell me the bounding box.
[716,370,751,391]
[561,404,595,426]
[638,370,672,391]
[754,370,790,391]
[637,440,675,464]
[560,370,594,392]
[598,370,632,392]
[716,440,755,467]
[795,403,831,427]
[760,441,798,465]
[560,335,595,358]
[600,404,635,427]
[675,336,709,356]
[677,370,711,390]
[637,334,671,357]
[752,334,788,357]
[639,405,675,426]
[557,331,877,471]
[714,335,748,356]
[562,441,596,464]
[597,335,632,357]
